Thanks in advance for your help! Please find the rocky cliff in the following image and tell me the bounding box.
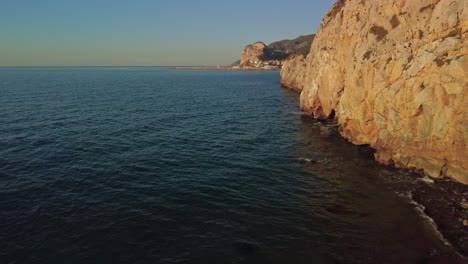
[240,42,267,65]
[281,0,468,184]
[239,35,315,68]
[280,54,307,91]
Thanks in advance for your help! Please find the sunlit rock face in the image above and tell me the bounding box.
[280,54,307,91]
[240,42,267,66]
[286,0,467,183]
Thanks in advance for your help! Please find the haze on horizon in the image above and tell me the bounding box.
[1,0,337,67]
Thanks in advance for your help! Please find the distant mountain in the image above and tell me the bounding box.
[266,34,315,57]
[230,60,241,67]
[237,34,315,68]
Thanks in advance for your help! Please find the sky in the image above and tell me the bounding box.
[1,0,337,66]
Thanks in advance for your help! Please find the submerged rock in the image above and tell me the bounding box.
[233,240,259,256]
[412,179,468,256]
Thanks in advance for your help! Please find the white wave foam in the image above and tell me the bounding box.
[418,176,435,184]
[398,192,451,247]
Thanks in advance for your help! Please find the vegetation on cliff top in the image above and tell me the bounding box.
[237,34,315,66]
[267,34,315,57]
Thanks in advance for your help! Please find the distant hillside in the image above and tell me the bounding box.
[230,60,241,67]
[237,34,315,68]
[264,34,316,58]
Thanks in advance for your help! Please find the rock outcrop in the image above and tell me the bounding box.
[280,54,307,91]
[281,0,468,184]
[240,42,267,65]
[238,35,315,69]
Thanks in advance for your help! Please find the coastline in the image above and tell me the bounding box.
[291,109,468,258]
[171,66,280,71]
[412,178,468,257]
[281,71,468,260]
[305,114,468,258]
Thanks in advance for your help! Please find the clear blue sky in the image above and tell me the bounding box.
[1,0,337,66]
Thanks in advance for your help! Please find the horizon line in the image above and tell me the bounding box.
[0,65,225,68]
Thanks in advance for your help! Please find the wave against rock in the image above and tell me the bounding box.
[281,0,468,183]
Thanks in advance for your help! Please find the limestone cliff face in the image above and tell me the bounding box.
[284,0,468,183]
[240,42,267,65]
[280,54,307,91]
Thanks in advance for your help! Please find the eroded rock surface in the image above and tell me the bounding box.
[280,54,307,91]
[282,0,468,183]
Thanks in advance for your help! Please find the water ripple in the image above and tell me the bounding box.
[0,67,463,263]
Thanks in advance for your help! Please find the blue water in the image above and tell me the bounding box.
[0,67,461,263]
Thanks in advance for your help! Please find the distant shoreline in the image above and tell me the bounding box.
[171,66,280,71]
[0,66,281,71]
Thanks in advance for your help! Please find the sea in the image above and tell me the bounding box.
[0,67,462,263]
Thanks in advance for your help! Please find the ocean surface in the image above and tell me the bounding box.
[0,67,461,263]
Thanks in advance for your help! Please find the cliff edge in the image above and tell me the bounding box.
[281,0,468,184]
